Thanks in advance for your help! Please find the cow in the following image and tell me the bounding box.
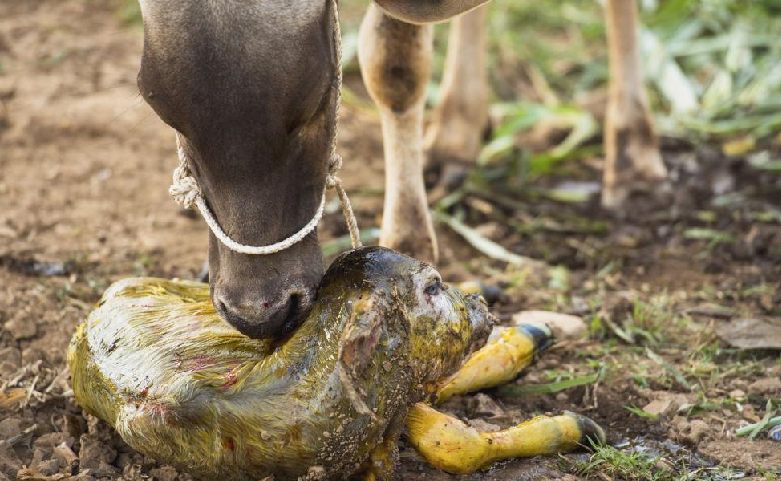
[135,0,664,339]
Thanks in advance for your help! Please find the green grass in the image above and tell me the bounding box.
[565,443,676,481]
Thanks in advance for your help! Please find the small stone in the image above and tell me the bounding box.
[21,347,44,364]
[511,311,585,341]
[78,433,117,471]
[643,398,673,417]
[729,389,746,399]
[672,417,709,445]
[0,347,20,365]
[53,442,78,468]
[33,457,63,476]
[0,441,22,480]
[122,462,143,479]
[0,362,15,378]
[4,314,37,340]
[148,466,179,481]
[467,419,501,433]
[116,453,133,469]
[34,432,74,451]
[748,377,781,395]
[91,461,119,477]
[716,318,781,350]
[0,419,22,439]
[469,393,504,418]
[742,405,761,423]
[730,379,749,390]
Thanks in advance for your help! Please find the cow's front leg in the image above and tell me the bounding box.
[359,4,438,263]
[425,6,489,190]
[602,0,667,208]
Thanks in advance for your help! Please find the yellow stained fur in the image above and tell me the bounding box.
[436,326,536,402]
[406,404,595,475]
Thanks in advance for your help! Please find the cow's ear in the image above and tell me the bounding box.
[339,295,385,377]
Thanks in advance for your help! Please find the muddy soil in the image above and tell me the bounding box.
[1,1,780,480]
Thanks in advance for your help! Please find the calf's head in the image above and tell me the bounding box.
[137,0,339,338]
[323,247,495,392]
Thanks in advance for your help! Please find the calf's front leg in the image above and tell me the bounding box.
[602,0,668,208]
[359,4,438,263]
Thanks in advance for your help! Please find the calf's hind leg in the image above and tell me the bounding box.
[407,403,604,474]
[358,4,438,263]
[406,323,604,474]
[602,0,668,208]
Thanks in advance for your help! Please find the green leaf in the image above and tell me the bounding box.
[645,347,692,391]
[498,372,600,396]
[625,405,659,420]
[435,212,545,269]
[683,229,735,243]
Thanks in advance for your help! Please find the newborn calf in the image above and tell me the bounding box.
[68,247,493,480]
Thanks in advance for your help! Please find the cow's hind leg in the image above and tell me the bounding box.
[359,4,438,263]
[425,6,489,190]
[602,0,668,208]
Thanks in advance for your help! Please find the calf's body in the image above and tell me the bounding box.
[69,247,493,480]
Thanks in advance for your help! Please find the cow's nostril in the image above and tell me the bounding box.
[284,294,301,328]
[214,290,310,340]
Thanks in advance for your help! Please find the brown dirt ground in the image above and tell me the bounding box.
[1,1,780,480]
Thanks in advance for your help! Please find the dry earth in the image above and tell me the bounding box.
[1,1,780,480]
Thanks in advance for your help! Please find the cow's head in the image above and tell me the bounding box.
[137,0,338,338]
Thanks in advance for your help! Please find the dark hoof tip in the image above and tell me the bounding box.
[572,413,606,448]
[518,323,555,352]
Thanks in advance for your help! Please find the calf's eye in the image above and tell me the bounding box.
[424,279,442,296]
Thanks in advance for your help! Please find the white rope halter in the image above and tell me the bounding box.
[168,0,361,255]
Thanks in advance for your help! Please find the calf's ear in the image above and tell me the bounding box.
[339,296,385,377]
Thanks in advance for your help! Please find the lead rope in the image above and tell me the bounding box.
[168,0,361,254]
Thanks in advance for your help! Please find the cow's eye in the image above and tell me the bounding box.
[424,278,442,296]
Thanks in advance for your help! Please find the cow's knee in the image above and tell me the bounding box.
[359,4,438,263]
[359,4,431,113]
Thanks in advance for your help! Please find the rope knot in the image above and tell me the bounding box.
[326,154,343,189]
[169,162,201,209]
